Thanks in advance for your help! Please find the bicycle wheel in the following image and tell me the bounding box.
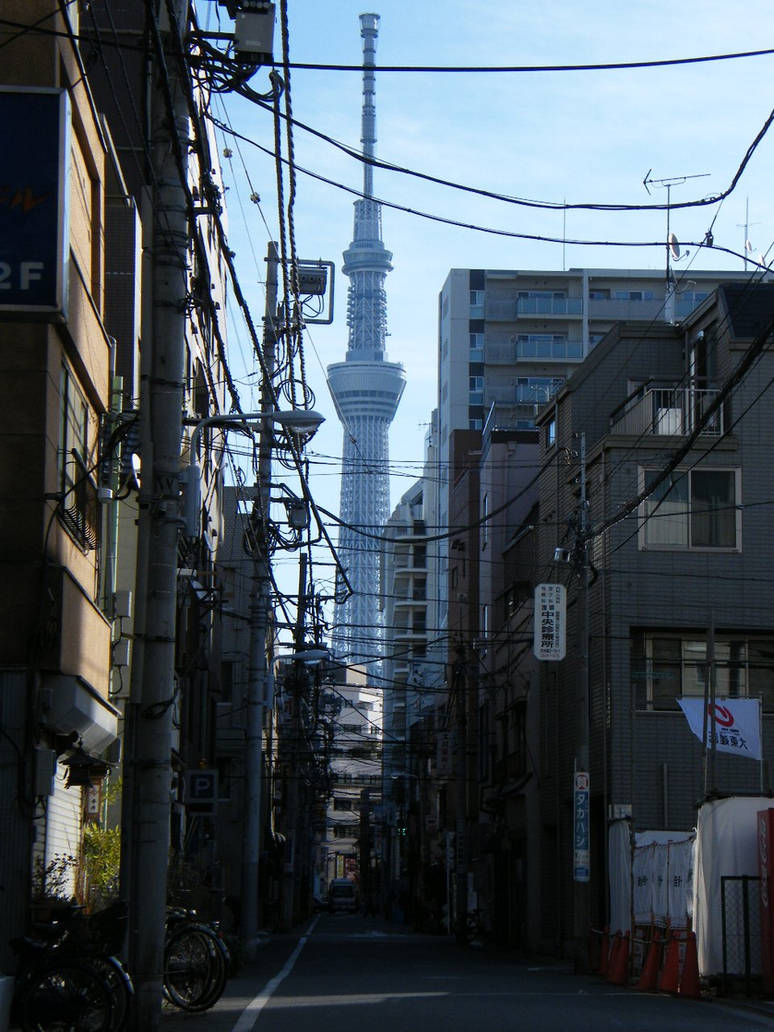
[89,956,133,1031]
[163,924,226,1012]
[22,957,114,1032]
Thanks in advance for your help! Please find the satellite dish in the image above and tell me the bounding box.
[668,233,681,261]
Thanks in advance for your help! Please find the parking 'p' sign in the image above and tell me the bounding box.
[185,769,218,814]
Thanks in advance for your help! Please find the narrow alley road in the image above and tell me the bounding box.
[160,914,774,1032]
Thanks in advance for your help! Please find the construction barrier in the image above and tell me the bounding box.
[590,926,610,976]
[679,932,700,998]
[608,931,630,985]
[590,924,701,994]
[637,933,663,992]
[589,925,700,998]
[658,934,681,993]
[599,926,610,977]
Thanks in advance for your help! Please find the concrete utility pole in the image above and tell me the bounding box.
[573,432,591,970]
[453,645,469,945]
[123,2,189,1027]
[280,554,308,928]
[241,241,279,952]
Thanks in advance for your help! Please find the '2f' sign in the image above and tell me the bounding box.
[0,261,46,291]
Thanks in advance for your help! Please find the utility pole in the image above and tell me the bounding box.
[453,644,468,944]
[123,2,189,1027]
[573,432,591,970]
[280,553,308,928]
[241,241,279,952]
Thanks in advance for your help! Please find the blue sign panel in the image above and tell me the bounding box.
[573,771,590,882]
[0,88,68,314]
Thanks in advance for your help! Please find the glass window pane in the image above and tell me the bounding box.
[651,638,681,708]
[691,470,735,547]
[644,475,688,546]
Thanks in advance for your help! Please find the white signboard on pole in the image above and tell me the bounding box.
[533,583,566,661]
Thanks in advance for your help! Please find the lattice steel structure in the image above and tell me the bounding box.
[328,13,405,663]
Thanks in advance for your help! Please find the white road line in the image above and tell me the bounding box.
[231,916,319,1032]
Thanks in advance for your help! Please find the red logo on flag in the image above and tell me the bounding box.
[709,704,735,728]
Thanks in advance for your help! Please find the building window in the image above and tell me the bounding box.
[614,289,654,301]
[470,290,485,316]
[640,469,739,550]
[632,632,774,711]
[332,823,359,838]
[333,798,355,812]
[469,332,484,361]
[59,364,99,551]
[546,417,556,448]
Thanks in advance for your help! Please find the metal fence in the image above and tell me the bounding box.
[721,874,762,994]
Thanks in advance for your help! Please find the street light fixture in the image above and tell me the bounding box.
[182,409,324,537]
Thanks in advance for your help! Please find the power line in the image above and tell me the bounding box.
[279,47,774,75]
[215,95,774,215]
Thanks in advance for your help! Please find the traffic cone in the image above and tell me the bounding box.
[605,931,621,982]
[658,934,680,994]
[679,932,700,998]
[598,926,610,977]
[608,930,630,985]
[637,934,662,992]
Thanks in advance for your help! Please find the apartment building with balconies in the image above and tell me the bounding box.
[433,267,757,659]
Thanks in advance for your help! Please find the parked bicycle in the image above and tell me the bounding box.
[11,901,133,1031]
[163,906,230,1013]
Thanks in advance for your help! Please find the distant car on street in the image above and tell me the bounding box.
[328,878,358,913]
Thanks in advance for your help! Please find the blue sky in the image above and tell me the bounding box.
[203,0,774,608]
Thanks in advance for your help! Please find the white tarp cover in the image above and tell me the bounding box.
[632,833,694,928]
[608,824,694,933]
[693,796,770,975]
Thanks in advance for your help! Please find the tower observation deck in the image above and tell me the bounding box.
[328,13,405,664]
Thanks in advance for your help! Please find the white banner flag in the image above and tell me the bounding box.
[677,697,762,761]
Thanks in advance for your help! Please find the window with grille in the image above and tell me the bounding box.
[59,364,99,550]
[632,632,774,711]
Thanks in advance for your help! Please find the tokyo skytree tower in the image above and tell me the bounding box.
[328,13,405,664]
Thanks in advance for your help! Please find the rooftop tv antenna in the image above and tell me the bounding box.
[737,197,761,272]
[643,169,710,322]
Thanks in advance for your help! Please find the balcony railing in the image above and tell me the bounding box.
[610,386,722,437]
[516,296,583,316]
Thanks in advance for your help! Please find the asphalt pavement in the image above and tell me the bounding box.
[158,913,774,1032]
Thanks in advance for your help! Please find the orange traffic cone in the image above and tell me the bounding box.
[605,931,621,982]
[608,930,630,985]
[598,927,610,977]
[679,932,700,998]
[637,934,662,992]
[659,934,680,994]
